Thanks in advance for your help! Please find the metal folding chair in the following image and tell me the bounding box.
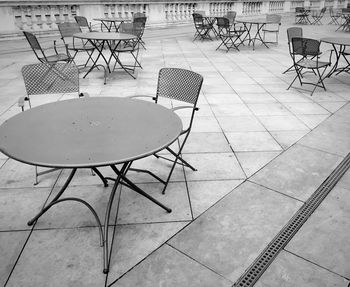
[74,15,101,32]
[23,31,71,64]
[18,63,107,186]
[57,22,96,69]
[295,7,311,24]
[130,68,203,194]
[216,17,245,52]
[283,27,303,74]
[133,16,147,49]
[311,7,327,25]
[113,23,142,75]
[328,7,341,24]
[287,37,332,96]
[192,13,212,41]
[262,14,282,44]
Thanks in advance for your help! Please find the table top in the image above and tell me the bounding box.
[236,18,272,24]
[94,18,132,22]
[74,32,136,41]
[0,98,183,168]
[321,37,350,46]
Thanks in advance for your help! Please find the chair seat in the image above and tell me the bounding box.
[68,43,95,51]
[298,58,330,69]
[262,28,279,32]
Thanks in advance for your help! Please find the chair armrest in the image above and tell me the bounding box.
[18,96,26,111]
[129,95,156,101]
[79,92,90,98]
[171,106,199,112]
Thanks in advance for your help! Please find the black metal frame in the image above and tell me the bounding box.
[287,37,332,96]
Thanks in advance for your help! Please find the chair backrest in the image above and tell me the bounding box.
[156,68,203,106]
[292,37,320,57]
[23,31,45,61]
[58,22,82,39]
[266,14,282,23]
[74,16,91,31]
[216,17,231,30]
[295,7,305,13]
[287,27,303,43]
[133,16,147,26]
[192,13,204,25]
[133,12,146,19]
[342,8,350,13]
[22,63,79,96]
[320,7,327,15]
[225,11,237,22]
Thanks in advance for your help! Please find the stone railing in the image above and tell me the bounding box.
[0,0,348,38]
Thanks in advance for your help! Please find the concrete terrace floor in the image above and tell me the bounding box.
[0,14,350,287]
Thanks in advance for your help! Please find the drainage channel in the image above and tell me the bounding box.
[234,152,350,287]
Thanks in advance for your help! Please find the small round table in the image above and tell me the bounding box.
[236,18,273,50]
[93,17,132,32]
[74,32,138,83]
[0,97,182,273]
[321,37,350,77]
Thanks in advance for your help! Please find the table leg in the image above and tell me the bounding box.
[255,23,269,49]
[240,22,252,46]
[109,164,172,213]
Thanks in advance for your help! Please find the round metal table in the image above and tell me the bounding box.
[74,32,138,83]
[0,97,182,273]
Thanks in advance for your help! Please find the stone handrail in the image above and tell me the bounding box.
[0,0,348,38]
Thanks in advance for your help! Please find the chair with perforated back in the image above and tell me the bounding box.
[113,22,142,75]
[216,17,245,52]
[130,68,203,194]
[283,27,303,74]
[262,14,282,44]
[287,37,332,96]
[311,7,326,25]
[23,31,71,64]
[57,22,95,68]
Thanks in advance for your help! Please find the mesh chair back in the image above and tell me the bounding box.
[119,22,143,37]
[342,8,350,13]
[292,37,320,57]
[23,31,42,51]
[22,63,79,95]
[266,14,282,23]
[287,27,303,43]
[225,11,237,22]
[58,22,81,38]
[193,13,204,25]
[156,68,203,105]
[74,16,91,31]
[295,7,305,13]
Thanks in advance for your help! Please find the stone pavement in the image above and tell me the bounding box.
[0,15,349,287]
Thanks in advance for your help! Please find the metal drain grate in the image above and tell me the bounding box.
[234,152,350,287]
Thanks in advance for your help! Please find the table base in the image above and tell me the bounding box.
[26,163,171,274]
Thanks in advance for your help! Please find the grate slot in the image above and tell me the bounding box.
[234,153,350,287]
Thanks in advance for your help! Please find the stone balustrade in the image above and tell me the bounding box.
[0,0,348,38]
